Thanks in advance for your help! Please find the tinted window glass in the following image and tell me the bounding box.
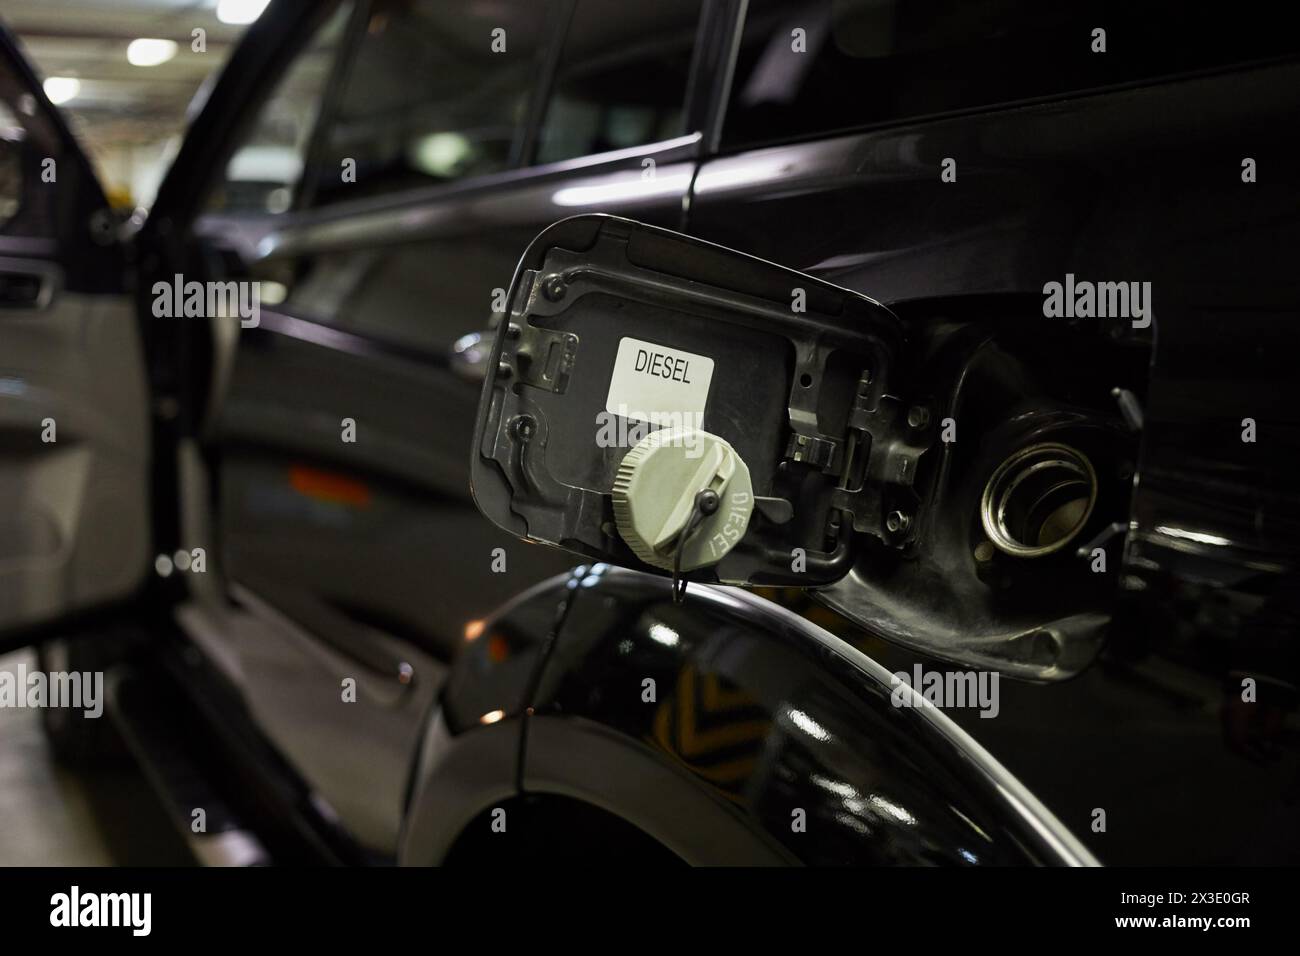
[535,0,701,164]
[0,72,80,237]
[206,3,351,216]
[724,0,1300,148]
[0,101,21,228]
[310,0,554,205]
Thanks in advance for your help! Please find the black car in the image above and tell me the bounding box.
[1,0,1297,866]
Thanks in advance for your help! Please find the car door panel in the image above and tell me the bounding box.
[0,33,148,646]
[167,0,708,855]
[185,583,444,856]
[0,292,149,631]
[217,146,700,657]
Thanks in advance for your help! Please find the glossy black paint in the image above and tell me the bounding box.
[676,58,1300,861]
[205,147,703,663]
[138,3,705,853]
[179,9,1300,865]
[6,0,1294,866]
[192,13,1298,863]
[416,564,1093,865]
[399,572,578,864]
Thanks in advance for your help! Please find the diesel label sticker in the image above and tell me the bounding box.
[605,336,714,424]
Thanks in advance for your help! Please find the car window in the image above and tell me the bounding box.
[205,3,353,216]
[723,0,1300,149]
[0,100,22,229]
[534,0,702,165]
[0,69,86,239]
[307,0,557,207]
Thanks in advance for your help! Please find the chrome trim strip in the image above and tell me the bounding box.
[253,134,702,261]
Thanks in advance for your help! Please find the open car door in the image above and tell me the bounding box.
[0,26,151,649]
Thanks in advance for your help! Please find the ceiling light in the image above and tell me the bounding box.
[217,0,271,25]
[127,38,178,67]
[42,77,80,106]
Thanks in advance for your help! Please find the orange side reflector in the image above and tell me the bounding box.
[288,466,372,508]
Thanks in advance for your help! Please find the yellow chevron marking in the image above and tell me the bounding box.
[675,668,769,757]
[701,671,755,711]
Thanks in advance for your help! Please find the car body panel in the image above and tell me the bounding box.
[402,564,1096,865]
[158,0,716,854]
[3,0,1297,868]
[685,57,1300,863]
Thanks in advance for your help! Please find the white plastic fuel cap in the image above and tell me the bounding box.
[611,427,753,572]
